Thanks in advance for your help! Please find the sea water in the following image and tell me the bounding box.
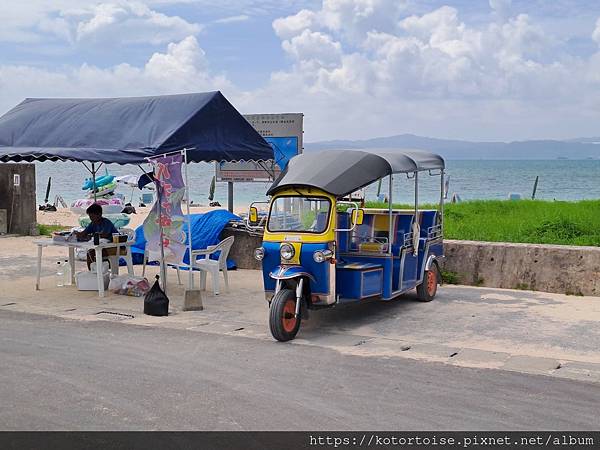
[34,159,600,208]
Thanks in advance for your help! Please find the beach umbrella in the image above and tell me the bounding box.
[116,174,140,203]
[115,174,139,187]
[138,171,154,190]
[208,175,216,201]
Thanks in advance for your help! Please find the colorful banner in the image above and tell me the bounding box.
[143,154,187,265]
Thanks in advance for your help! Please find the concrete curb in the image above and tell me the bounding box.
[6,302,600,385]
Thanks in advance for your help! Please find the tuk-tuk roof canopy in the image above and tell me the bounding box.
[0,91,273,164]
[267,149,445,197]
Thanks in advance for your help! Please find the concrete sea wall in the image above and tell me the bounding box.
[443,240,600,297]
[221,228,600,297]
[221,227,263,270]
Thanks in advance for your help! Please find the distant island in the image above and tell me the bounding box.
[305,133,600,160]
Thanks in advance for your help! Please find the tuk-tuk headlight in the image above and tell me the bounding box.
[313,249,333,263]
[280,243,295,261]
[254,247,265,261]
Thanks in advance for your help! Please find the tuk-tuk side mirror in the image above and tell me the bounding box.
[352,208,364,226]
[249,206,258,224]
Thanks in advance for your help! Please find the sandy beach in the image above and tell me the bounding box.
[37,204,248,230]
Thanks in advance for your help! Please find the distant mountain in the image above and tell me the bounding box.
[305,133,600,159]
[565,137,600,144]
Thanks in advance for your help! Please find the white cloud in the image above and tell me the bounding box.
[281,30,342,67]
[145,36,211,80]
[319,0,408,41]
[73,1,202,45]
[251,1,600,140]
[4,0,600,141]
[0,36,232,115]
[213,15,250,24]
[273,9,316,39]
[273,0,408,43]
[592,17,600,46]
[0,0,201,46]
[489,0,512,21]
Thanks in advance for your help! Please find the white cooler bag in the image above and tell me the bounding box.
[76,261,110,291]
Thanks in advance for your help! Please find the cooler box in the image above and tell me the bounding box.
[76,271,110,291]
[76,261,110,291]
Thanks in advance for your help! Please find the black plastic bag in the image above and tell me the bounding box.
[144,275,169,316]
[121,205,137,215]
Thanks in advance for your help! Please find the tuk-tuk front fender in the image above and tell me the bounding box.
[269,265,316,282]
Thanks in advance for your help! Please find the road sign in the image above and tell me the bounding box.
[216,113,303,182]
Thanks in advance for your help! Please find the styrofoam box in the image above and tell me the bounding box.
[76,271,110,291]
[89,261,110,274]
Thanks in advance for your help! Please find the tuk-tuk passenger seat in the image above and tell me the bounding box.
[349,214,374,251]
[366,214,391,252]
[419,210,438,238]
[388,213,413,256]
[315,211,329,232]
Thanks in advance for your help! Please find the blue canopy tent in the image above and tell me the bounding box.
[0,91,273,291]
[0,91,272,164]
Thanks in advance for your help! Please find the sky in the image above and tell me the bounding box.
[1,0,600,142]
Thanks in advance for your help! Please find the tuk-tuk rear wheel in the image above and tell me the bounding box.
[416,264,439,302]
[269,289,301,342]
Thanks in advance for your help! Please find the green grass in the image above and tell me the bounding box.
[37,224,68,236]
[441,270,460,284]
[364,199,600,246]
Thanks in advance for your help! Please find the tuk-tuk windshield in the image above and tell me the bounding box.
[267,196,331,233]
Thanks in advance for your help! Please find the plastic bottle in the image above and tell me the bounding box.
[63,259,72,286]
[56,262,64,287]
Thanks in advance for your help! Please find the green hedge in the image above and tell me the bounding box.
[365,200,600,246]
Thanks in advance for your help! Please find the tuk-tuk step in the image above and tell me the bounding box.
[336,263,383,299]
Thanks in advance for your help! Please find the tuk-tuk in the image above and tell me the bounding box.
[250,149,445,341]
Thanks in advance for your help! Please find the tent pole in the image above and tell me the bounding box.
[91,163,97,202]
[440,170,444,237]
[228,182,234,213]
[388,174,393,255]
[415,171,419,229]
[157,175,167,292]
[184,149,194,289]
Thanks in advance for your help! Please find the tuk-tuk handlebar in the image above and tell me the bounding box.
[334,201,360,232]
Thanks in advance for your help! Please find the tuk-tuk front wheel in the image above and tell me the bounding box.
[269,289,301,342]
[416,264,439,302]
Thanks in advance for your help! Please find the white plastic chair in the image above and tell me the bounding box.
[106,227,135,277]
[191,236,235,295]
[142,249,185,285]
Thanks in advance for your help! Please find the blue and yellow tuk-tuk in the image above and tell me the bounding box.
[251,149,445,341]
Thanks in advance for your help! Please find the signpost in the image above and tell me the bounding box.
[216,113,303,210]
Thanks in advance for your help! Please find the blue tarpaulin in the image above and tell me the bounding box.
[0,91,273,164]
[129,209,241,269]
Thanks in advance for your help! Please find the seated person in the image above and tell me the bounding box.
[75,203,123,269]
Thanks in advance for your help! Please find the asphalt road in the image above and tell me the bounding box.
[1,310,599,431]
